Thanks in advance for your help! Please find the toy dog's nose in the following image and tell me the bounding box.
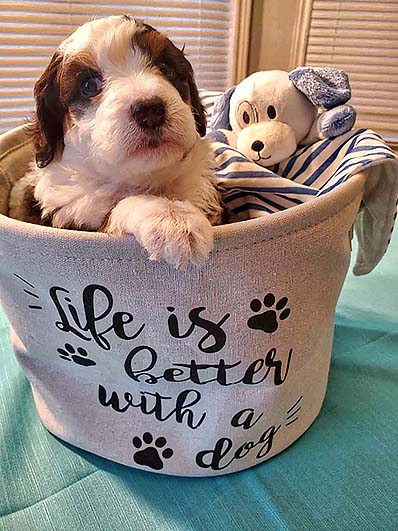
[251,140,265,153]
[131,98,166,129]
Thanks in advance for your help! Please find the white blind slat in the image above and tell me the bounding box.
[306,54,397,66]
[305,0,398,143]
[1,1,231,14]
[0,0,234,133]
[308,37,398,50]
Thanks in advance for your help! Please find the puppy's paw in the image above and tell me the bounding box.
[139,201,214,269]
[107,197,214,269]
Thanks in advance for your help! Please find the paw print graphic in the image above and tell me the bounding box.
[57,343,96,367]
[247,293,290,333]
[132,432,173,471]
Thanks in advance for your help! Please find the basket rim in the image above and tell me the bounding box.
[0,124,366,257]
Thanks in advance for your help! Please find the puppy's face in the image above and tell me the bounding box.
[32,15,207,178]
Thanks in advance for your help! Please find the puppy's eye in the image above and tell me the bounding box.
[159,63,176,79]
[267,105,277,119]
[80,76,102,97]
[237,101,258,128]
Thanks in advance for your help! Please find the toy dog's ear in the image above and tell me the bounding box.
[209,86,236,130]
[289,67,351,110]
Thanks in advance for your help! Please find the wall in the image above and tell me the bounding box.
[248,0,300,73]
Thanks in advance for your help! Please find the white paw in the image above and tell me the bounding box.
[139,201,214,269]
[108,197,214,269]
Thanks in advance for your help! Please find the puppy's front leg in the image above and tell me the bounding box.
[104,195,214,269]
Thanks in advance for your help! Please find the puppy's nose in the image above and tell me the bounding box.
[132,98,166,129]
[251,140,265,153]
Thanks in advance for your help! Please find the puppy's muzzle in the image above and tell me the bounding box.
[131,98,166,130]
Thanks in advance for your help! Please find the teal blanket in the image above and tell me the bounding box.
[1,233,397,531]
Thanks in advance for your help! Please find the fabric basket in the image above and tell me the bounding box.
[0,124,396,477]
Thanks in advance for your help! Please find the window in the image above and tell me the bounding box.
[303,0,398,145]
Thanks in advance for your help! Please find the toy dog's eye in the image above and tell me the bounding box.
[267,105,277,119]
[81,76,102,97]
[237,101,258,128]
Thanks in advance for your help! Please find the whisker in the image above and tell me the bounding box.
[28,305,43,310]
[286,417,299,426]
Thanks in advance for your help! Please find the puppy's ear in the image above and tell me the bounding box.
[187,69,207,137]
[32,52,66,168]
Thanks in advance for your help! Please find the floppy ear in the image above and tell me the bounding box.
[32,52,66,168]
[289,67,351,110]
[209,86,235,130]
[187,70,207,137]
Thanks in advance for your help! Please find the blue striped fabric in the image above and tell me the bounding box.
[201,91,398,236]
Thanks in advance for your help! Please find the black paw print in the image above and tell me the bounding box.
[132,432,173,471]
[57,343,96,367]
[247,293,290,333]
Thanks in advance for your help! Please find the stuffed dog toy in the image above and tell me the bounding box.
[210,67,357,167]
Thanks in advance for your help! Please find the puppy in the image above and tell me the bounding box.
[11,15,222,268]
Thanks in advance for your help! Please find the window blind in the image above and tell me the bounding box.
[304,0,398,144]
[0,0,235,133]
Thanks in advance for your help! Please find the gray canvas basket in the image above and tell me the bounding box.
[0,125,378,476]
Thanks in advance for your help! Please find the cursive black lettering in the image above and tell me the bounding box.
[49,284,144,350]
[167,306,230,353]
[230,408,264,430]
[195,424,281,471]
[98,385,206,429]
[112,312,145,341]
[123,348,293,388]
[265,348,292,385]
[196,438,234,470]
[124,345,159,384]
[50,286,90,341]
[167,307,195,338]
[98,385,131,413]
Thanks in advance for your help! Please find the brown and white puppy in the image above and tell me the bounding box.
[11,15,222,268]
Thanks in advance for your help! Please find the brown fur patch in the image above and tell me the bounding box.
[60,52,99,104]
[133,22,207,136]
[23,185,44,224]
[97,206,115,233]
[134,27,169,61]
[10,181,50,226]
[31,52,65,168]
[31,50,100,168]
